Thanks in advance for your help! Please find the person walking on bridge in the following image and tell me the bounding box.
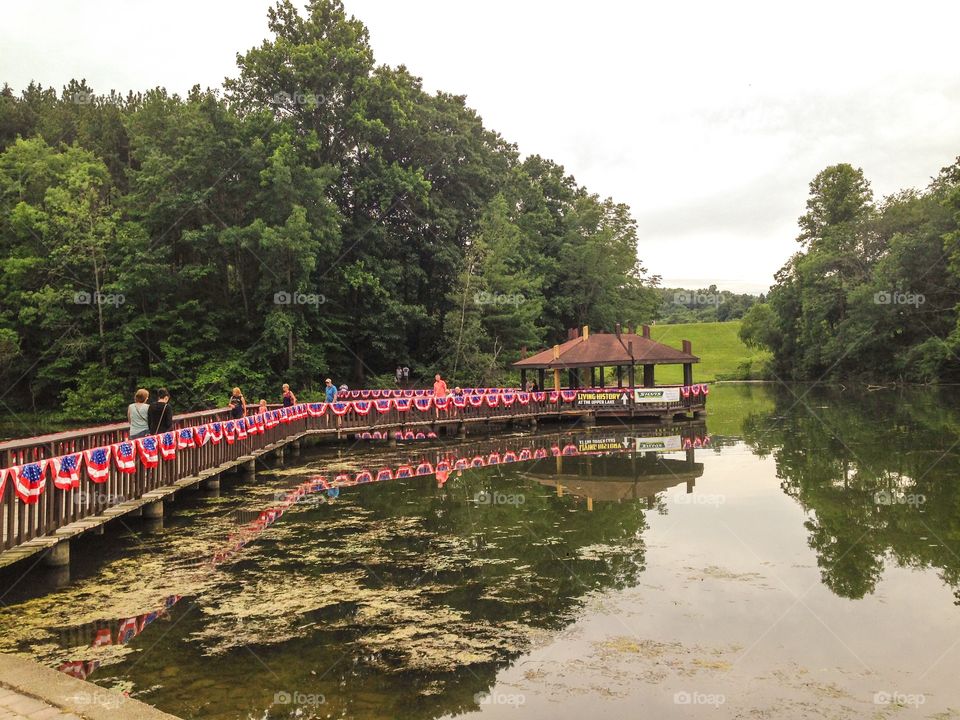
[148,388,174,434]
[229,387,247,418]
[324,378,338,403]
[433,374,449,397]
[281,383,297,407]
[128,388,151,439]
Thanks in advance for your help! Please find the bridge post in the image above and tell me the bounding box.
[291,440,301,456]
[204,476,221,491]
[143,500,164,519]
[457,422,466,440]
[44,541,70,568]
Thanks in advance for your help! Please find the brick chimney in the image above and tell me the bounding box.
[641,324,651,338]
[682,339,692,354]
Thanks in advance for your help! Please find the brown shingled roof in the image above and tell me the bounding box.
[513,332,699,369]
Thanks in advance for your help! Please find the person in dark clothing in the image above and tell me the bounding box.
[229,387,247,418]
[148,388,175,434]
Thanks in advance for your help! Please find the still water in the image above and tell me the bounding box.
[1,384,959,718]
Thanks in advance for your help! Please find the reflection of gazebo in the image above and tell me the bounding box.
[524,451,704,510]
[513,324,699,390]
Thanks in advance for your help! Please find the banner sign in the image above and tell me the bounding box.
[577,437,631,453]
[633,387,680,403]
[634,435,683,452]
[576,391,629,407]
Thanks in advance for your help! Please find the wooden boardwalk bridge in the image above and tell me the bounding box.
[0,386,707,572]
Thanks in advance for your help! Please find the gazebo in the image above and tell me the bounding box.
[513,324,699,391]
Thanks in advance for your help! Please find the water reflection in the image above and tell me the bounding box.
[2,387,960,719]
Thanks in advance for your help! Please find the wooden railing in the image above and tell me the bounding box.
[0,388,706,555]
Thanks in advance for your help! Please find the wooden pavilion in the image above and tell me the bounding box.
[513,324,699,391]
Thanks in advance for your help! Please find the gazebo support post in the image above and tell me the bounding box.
[617,365,623,388]
[590,367,596,387]
[599,366,605,388]
[683,363,693,386]
[520,369,527,390]
[643,364,655,388]
[538,368,545,391]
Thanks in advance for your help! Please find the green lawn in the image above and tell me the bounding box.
[646,320,770,383]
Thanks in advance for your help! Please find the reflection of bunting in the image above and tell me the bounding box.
[116,617,139,644]
[92,628,113,647]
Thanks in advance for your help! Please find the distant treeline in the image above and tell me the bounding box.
[740,161,960,383]
[0,0,662,419]
[654,286,760,324]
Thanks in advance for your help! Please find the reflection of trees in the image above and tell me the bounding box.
[740,386,960,600]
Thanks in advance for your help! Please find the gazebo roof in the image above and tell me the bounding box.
[513,330,699,369]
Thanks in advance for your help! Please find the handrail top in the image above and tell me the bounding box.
[0,406,233,452]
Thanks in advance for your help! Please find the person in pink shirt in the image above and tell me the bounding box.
[433,374,449,397]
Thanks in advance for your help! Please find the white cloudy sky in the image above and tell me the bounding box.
[4,0,960,293]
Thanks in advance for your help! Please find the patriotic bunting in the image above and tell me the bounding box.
[394,398,412,412]
[414,397,433,412]
[11,461,48,503]
[193,425,209,447]
[50,453,82,490]
[236,420,248,440]
[330,402,350,416]
[468,395,484,407]
[177,428,195,449]
[113,441,137,473]
[84,446,111,483]
[136,436,160,468]
[354,400,372,416]
[485,394,500,408]
[159,432,177,460]
[375,399,392,414]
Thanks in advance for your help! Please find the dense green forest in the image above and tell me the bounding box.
[740,161,960,383]
[0,0,661,418]
[654,285,759,324]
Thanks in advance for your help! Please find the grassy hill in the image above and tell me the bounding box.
[647,321,771,383]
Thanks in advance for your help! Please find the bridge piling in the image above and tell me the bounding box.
[44,541,69,568]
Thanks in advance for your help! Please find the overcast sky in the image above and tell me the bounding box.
[4,1,959,293]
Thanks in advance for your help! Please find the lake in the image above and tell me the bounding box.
[1,384,958,718]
